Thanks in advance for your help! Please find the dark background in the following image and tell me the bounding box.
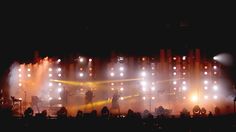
[1,2,236,85]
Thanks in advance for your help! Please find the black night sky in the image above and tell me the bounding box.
[1,3,236,83]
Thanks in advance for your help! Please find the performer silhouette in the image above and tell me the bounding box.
[84,90,94,112]
[111,91,120,114]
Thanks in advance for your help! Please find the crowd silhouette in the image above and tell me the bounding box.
[1,104,236,132]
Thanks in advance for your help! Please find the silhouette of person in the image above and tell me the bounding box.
[57,106,67,119]
[101,106,110,118]
[84,90,94,112]
[111,91,120,114]
[60,87,68,106]
[24,107,34,118]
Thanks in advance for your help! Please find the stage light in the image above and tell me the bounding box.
[141,71,146,77]
[182,56,186,60]
[204,86,208,90]
[19,98,22,101]
[120,82,123,85]
[80,68,83,71]
[151,67,155,70]
[49,97,52,101]
[152,82,155,85]
[57,59,61,63]
[213,56,217,60]
[213,85,218,91]
[182,66,186,69]
[89,58,92,62]
[111,67,114,71]
[204,71,207,75]
[182,86,187,91]
[119,67,124,71]
[111,83,114,86]
[173,72,177,76]
[214,81,217,84]
[58,83,62,86]
[58,97,61,100]
[49,68,52,72]
[27,68,30,72]
[142,57,145,61]
[120,72,124,77]
[152,97,155,100]
[151,86,155,91]
[173,66,176,70]
[182,81,186,85]
[27,74,31,77]
[58,88,62,92]
[213,65,217,70]
[79,73,84,77]
[173,81,177,85]
[49,74,52,77]
[18,74,22,78]
[18,83,22,87]
[152,73,155,76]
[142,97,146,100]
[110,72,115,77]
[80,88,84,91]
[49,83,53,87]
[142,67,145,70]
[191,95,198,102]
[204,66,208,69]
[142,87,146,91]
[204,80,208,85]
[204,95,208,100]
[183,96,186,99]
[89,73,93,76]
[120,97,124,100]
[89,68,92,71]
[173,87,177,90]
[140,81,147,86]
[173,57,176,60]
[111,88,114,91]
[213,53,233,66]
[213,95,218,100]
[214,72,217,75]
[58,73,61,77]
[183,72,186,75]
[57,68,62,72]
[79,58,84,63]
[120,87,124,91]
[18,68,21,72]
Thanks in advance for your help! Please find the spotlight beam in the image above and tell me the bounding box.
[50,78,143,86]
[50,78,184,87]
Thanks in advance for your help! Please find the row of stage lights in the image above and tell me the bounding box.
[18,68,31,87]
[16,56,221,102]
[172,56,188,94]
[78,57,93,78]
[48,59,63,102]
[140,57,157,101]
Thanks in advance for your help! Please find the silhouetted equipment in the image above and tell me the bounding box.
[11,96,22,114]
